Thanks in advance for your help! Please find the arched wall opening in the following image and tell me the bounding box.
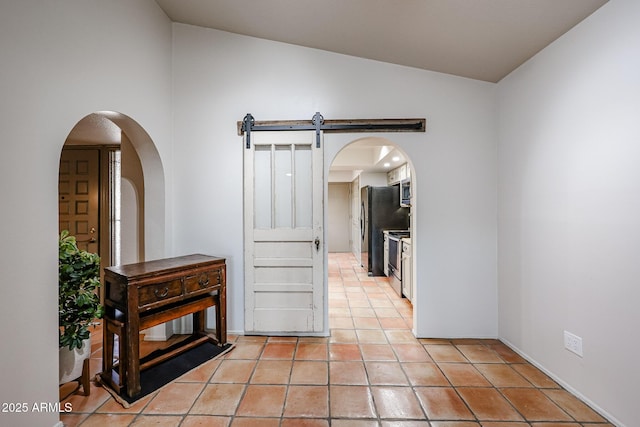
[325,135,418,336]
[58,111,167,346]
[59,111,165,264]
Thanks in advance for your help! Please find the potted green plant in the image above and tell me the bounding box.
[58,230,103,386]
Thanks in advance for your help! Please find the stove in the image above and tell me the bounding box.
[386,230,410,296]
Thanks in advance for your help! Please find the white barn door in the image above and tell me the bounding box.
[244,131,324,334]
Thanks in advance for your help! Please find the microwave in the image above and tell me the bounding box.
[400,180,411,207]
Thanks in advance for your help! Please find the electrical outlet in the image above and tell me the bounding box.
[564,331,583,357]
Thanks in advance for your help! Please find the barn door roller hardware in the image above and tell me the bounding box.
[240,112,426,149]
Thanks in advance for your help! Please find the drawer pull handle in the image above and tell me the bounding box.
[154,287,169,298]
[198,274,210,288]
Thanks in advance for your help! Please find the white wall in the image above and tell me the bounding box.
[121,133,145,264]
[120,178,139,264]
[359,172,389,188]
[171,24,498,338]
[497,0,640,424]
[0,2,172,426]
[328,183,351,252]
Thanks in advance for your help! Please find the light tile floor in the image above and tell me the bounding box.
[61,252,613,426]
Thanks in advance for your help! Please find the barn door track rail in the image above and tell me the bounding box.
[239,112,426,149]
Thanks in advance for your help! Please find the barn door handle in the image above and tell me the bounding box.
[314,237,320,252]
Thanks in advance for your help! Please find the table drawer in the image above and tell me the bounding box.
[138,279,183,308]
[183,268,222,296]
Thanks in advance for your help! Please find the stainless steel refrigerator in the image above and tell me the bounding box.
[360,185,410,276]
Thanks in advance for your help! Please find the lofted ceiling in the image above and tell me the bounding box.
[73,1,608,173]
[155,0,608,83]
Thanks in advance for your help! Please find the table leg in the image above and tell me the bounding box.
[125,317,140,397]
[193,309,205,335]
[219,286,227,345]
[102,317,113,381]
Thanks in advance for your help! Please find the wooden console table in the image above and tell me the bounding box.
[100,254,226,398]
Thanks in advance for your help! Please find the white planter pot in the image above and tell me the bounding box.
[59,338,91,385]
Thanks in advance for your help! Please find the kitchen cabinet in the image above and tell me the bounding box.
[401,238,412,302]
[387,163,410,185]
[401,163,410,181]
[387,168,399,185]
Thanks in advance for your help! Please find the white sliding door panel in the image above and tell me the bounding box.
[244,131,324,334]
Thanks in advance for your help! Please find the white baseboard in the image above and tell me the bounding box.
[226,329,329,337]
[500,338,624,427]
[141,323,174,341]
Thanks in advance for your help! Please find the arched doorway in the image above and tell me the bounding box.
[58,111,166,345]
[327,136,417,335]
[59,111,165,265]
